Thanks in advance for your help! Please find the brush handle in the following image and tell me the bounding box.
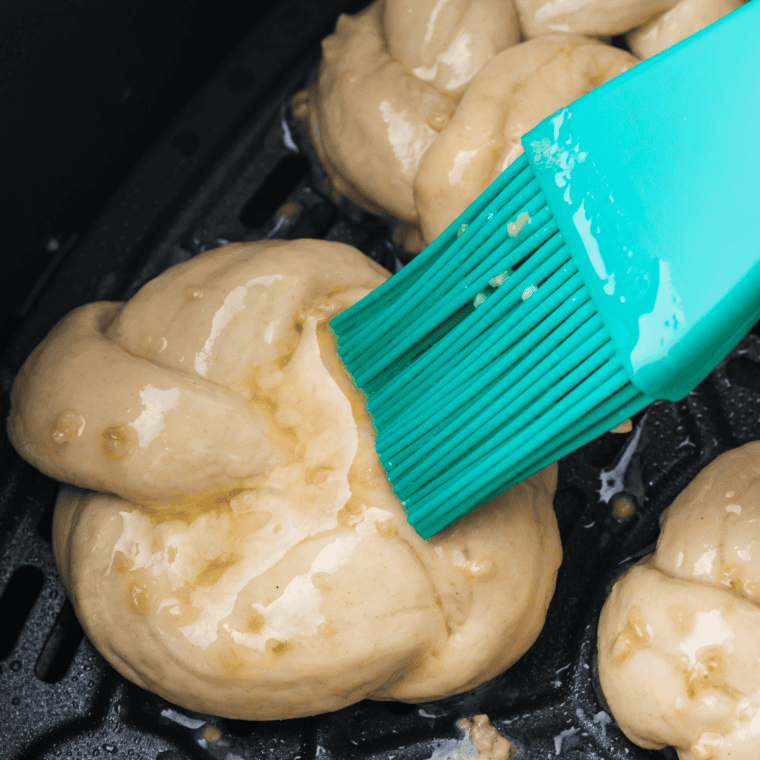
[523,0,760,402]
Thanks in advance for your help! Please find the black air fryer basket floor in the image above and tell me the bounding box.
[3,2,760,758]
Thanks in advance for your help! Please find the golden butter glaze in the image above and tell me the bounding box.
[599,442,760,760]
[12,240,564,719]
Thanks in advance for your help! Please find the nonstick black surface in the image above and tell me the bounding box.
[2,2,760,758]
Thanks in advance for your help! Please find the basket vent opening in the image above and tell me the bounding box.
[0,565,45,660]
[225,67,255,92]
[726,357,760,395]
[37,492,59,543]
[171,131,201,157]
[553,487,588,543]
[222,718,258,737]
[238,154,310,229]
[35,599,85,683]
[287,201,338,240]
[583,432,629,469]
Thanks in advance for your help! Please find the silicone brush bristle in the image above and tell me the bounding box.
[331,153,652,539]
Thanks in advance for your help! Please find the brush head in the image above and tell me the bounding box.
[331,153,653,538]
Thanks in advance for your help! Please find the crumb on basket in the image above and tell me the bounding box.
[457,715,514,760]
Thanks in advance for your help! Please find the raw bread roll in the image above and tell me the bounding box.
[301,0,640,250]
[513,0,678,37]
[598,442,760,760]
[414,35,637,242]
[10,239,562,720]
[296,0,520,249]
[627,0,745,59]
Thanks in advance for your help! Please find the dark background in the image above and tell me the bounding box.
[0,0,268,352]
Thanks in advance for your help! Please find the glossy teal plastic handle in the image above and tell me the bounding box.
[523,1,760,402]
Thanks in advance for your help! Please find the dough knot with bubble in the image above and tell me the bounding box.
[598,442,760,760]
[299,0,744,252]
[9,239,562,720]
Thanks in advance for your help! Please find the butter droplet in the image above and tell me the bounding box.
[668,604,695,636]
[466,557,494,578]
[219,646,244,674]
[488,270,510,288]
[141,334,167,353]
[312,572,334,592]
[128,582,151,616]
[102,425,133,460]
[426,111,451,132]
[265,638,291,655]
[686,645,728,698]
[248,609,265,633]
[691,732,723,760]
[611,606,651,663]
[186,287,204,301]
[610,631,632,664]
[276,202,299,221]
[51,410,86,445]
[507,211,531,237]
[612,495,636,521]
[203,724,222,743]
[318,622,336,638]
[628,606,650,643]
[375,518,397,538]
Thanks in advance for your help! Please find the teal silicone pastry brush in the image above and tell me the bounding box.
[330,0,760,539]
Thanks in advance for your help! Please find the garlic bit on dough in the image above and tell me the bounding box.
[9,239,562,720]
[598,442,760,760]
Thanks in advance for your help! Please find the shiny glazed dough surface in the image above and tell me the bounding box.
[302,0,745,253]
[626,0,745,60]
[10,239,562,720]
[513,0,678,37]
[598,442,760,760]
[297,0,519,246]
[413,34,637,243]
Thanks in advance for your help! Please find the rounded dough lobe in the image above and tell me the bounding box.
[626,0,745,60]
[298,0,519,230]
[7,301,280,504]
[40,240,561,720]
[513,0,679,37]
[414,35,638,243]
[384,0,520,97]
[8,240,385,505]
[598,442,760,760]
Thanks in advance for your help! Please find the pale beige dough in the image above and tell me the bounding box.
[297,0,520,245]
[414,35,638,242]
[9,239,562,720]
[598,441,760,760]
[513,0,679,37]
[627,0,745,59]
[302,1,644,251]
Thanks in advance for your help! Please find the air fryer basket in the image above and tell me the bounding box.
[2,2,759,757]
